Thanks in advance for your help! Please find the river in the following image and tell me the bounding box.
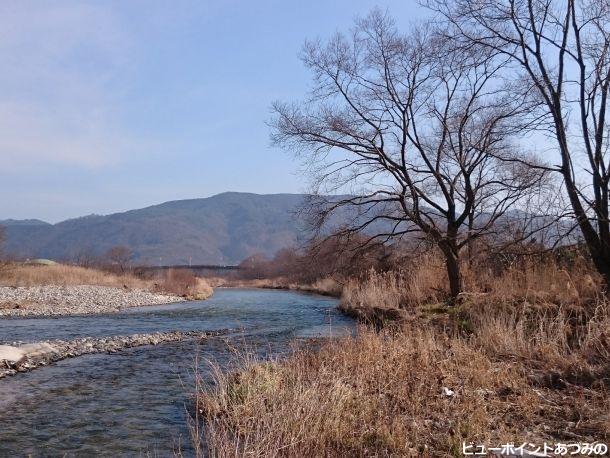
[0,288,354,457]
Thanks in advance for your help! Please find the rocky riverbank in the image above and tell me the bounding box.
[0,285,184,317]
[0,329,231,379]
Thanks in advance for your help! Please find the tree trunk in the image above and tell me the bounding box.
[591,249,610,293]
[445,251,462,303]
[466,212,475,268]
[554,117,610,290]
[439,239,463,304]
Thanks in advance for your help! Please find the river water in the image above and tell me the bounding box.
[0,288,353,457]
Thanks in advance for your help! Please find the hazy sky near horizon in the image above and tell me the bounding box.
[1,0,426,223]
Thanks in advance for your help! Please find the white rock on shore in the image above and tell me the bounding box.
[0,285,184,317]
[18,342,59,358]
[0,345,25,364]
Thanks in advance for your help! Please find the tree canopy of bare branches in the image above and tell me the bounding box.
[427,0,610,286]
[271,10,546,300]
[105,245,133,273]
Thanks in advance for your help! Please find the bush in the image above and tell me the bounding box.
[155,269,213,299]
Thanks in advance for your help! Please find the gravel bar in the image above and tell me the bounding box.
[0,329,232,379]
[0,285,184,318]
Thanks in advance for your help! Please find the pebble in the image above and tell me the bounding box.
[0,285,183,317]
[0,329,231,379]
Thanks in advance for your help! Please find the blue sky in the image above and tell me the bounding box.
[0,0,426,222]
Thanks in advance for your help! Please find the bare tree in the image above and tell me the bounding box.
[69,246,101,268]
[105,245,133,273]
[272,11,546,301]
[428,0,610,285]
[238,253,271,279]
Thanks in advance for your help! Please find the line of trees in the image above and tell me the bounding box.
[60,245,134,272]
[272,3,610,301]
[238,234,394,283]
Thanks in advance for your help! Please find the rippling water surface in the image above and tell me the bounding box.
[0,288,353,457]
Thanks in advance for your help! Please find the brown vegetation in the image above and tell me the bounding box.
[237,235,389,283]
[153,268,213,300]
[225,235,392,297]
[195,254,609,457]
[0,263,213,299]
[340,251,601,322]
[219,277,343,298]
[104,245,133,273]
[193,3,610,455]
[0,263,148,288]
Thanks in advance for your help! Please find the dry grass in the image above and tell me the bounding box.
[340,267,442,314]
[0,263,214,299]
[217,276,343,298]
[154,268,213,299]
[462,299,610,388]
[338,257,446,321]
[0,263,148,288]
[465,258,600,306]
[197,310,609,457]
[292,277,342,297]
[340,255,603,320]
[196,256,610,457]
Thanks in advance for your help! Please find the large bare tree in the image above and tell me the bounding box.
[272,11,545,300]
[428,0,610,285]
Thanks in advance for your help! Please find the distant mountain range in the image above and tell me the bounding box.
[1,192,316,265]
[1,191,572,266]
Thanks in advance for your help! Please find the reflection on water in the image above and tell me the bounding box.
[0,289,353,457]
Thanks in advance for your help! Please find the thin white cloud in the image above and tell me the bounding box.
[0,2,137,170]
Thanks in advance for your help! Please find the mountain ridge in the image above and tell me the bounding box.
[1,192,314,265]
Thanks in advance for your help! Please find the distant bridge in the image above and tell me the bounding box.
[134,264,241,276]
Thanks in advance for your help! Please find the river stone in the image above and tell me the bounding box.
[0,285,184,318]
[20,342,58,358]
[0,345,26,363]
[0,329,232,380]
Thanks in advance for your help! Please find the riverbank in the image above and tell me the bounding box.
[196,264,610,456]
[0,285,184,317]
[197,306,610,456]
[0,329,230,379]
[0,263,213,317]
[0,288,350,456]
[213,277,342,298]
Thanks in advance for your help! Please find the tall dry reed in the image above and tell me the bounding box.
[196,256,610,456]
[197,311,609,456]
[0,263,214,298]
[0,263,148,288]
